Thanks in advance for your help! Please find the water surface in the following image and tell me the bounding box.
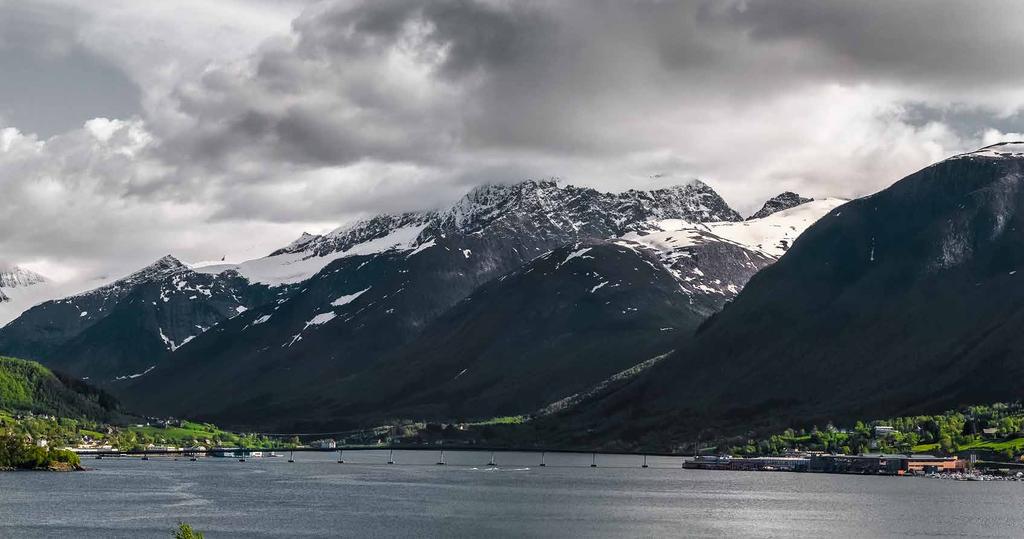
[1,450,1021,537]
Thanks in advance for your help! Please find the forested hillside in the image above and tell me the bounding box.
[0,356,119,421]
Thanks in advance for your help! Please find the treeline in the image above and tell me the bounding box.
[732,402,1024,460]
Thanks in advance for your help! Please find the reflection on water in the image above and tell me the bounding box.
[1,450,1021,538]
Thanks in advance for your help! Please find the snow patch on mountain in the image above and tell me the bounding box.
[615,197,845,301]
[702,198,847,257]
[954,141,1024,160]
[629,198,845,259]
[331,287,370,307]
[194,223,428,286]
[113,365,155,381]
[557,247,593,269]
[306,312,337,326]
[285,311,338,347]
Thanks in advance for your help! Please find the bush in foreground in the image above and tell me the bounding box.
[174,522,204,539]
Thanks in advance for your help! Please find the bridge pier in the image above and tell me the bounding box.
[591,453,597,468]
[387,449,395,465]
[337,449,345,463]
[487,452,496,466]
[288,451,295,463]
[436,449,446,465]
[642,455,649,468]
[539,451,546,467]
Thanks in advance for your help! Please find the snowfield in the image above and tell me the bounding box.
[192,223,428,286]
[624,198,846,259]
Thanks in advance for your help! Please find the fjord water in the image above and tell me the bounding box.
[1,451,1021,538]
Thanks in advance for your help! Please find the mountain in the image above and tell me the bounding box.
[549,142,1024,447]
[239,235,766,426]
[118,185,838,430]
[0,256,279,382]
[0,265,46,290]
[747,192,813,220]
[324,202,854,425]
[113,180,743,426]
[0,178,838,430]
[0,266,50,325]
[0,355,119,421]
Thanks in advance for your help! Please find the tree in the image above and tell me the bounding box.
[999,417,1019,436]
[173,522,204,539]
[938,435,954,454]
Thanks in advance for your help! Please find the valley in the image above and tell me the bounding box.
[4,144,1024,455]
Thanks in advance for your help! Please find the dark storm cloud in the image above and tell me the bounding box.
[899,103,1024,138]
[296,0,553,77]
[0,3,140,137]
[711,0,1024,87]
[5,0,1024,282]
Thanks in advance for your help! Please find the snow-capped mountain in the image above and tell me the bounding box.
[747,191,813,220]
[548,143,1024,445]
[436,179,741,235]
[0,255,279,381]
[0,265,51,325]
[0,178,838,430]
[188,179,741,287]
[314,198,844,424]
[114,184,832,429]
[0,265,46,289]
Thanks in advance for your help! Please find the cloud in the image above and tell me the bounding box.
[0,3,141,137]
[3,0,1024,285]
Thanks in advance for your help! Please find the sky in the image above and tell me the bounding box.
[3,0,1024,284]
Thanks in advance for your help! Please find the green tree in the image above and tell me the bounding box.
[173,522,204,539]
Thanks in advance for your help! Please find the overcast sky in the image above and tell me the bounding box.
[3,0,1024,283]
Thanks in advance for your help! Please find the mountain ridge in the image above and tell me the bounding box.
[0,178,838,432]
[539,143,1024,447]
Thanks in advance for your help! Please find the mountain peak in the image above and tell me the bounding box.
[114,255,187,285]
[442,178,741,233]
[747,192,813,220]
[0,265,48,289]
[149,254,185,270]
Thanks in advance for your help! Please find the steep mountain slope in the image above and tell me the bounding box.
[1,177,837,430]
[252,237,757,426]
[118,180,746,427]
[0,356,119,421]
[553,143,1024,446]
[121,188,836,430]
[0,256,279,382]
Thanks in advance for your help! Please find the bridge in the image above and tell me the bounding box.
[80,445,689,468]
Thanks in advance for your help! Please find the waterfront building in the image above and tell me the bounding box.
[310,438,337,449]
